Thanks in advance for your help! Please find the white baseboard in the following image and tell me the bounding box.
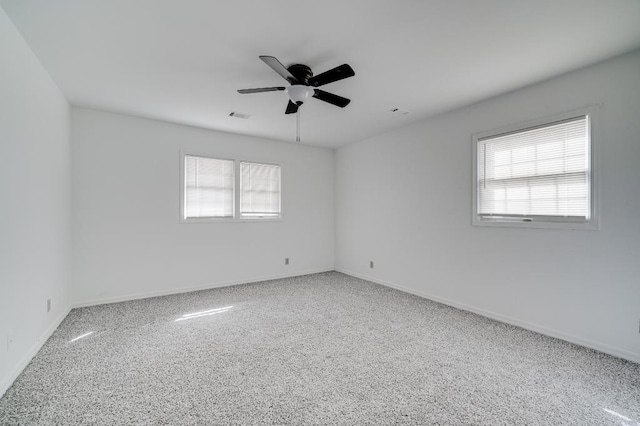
[336,268,640,365]
[0,305,72,398]
[73,268,334,308]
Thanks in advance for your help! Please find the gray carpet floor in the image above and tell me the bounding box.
[1,272,639,425]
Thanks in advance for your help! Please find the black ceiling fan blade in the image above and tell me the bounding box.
[312,89,351,108]
[260,55,299,84]
[238,87,285,94]
[308,64,355,87]
[285,100,299,114]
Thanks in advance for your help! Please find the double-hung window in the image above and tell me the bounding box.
[472,107,599,229]
[184,155,234,219]
[182,154,282,222]
[240,162,281,218]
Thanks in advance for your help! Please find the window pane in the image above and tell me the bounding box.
[478,115,589,219]
[184,155,234,219]
[240,162,281,218]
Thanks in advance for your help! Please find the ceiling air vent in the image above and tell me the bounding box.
[229,112,250,119]
[390,107,410,115]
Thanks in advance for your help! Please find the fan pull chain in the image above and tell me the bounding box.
[296,110,301,143]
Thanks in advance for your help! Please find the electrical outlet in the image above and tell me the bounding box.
[285,258,289,265]
[6,335,14,352]
[370,261,374,269]
[47,298,51,312]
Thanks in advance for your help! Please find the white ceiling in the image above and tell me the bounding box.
[3,1,640,148]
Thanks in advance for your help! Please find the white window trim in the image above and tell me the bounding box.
[471,105,601,230]
[179,151,284,223]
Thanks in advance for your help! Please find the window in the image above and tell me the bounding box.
[240,162,281,218]
[472,107,599,229]
[183,155,234,219]
[181,153,282,222]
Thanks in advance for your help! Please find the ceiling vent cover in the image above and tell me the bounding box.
[390,107,410,115]
[229,112,250,119]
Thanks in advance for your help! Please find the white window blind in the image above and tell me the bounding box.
[184,155,234,219]
[477,116,590,221]
[240,162,281,218]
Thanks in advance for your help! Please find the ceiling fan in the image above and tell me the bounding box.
[237,55,355,115]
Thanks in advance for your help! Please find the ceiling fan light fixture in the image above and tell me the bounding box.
[286,85,314,105]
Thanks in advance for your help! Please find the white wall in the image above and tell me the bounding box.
[335,49,640,363]
[0,8,71,396]
[72,108,334,305]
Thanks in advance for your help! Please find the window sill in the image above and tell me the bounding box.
[472,217,599,230]
[180,217,283,224]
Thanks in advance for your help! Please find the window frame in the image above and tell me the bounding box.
[179,151,283,224]
[471,105,601,230]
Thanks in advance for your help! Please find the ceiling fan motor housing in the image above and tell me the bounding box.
[287,64,313,84]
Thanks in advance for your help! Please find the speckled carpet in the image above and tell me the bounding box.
[1,272,639,425]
